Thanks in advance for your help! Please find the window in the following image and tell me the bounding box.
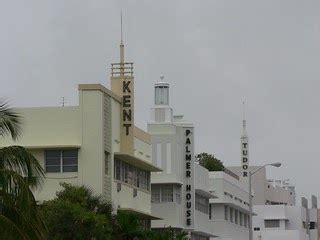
[151,185,161,203]
[161,185,174,202]
[175,186,181,204]
[244,214,248,228]
[235,210,238,224]
[115,159,121,180]
[114,159,150,191]
[62,150,78,172]
[209,204,212,220]
[151,184,181,203]
[45,150,78,173]
[265,220,280,228]
[195,194,209,214]
[310,222,316,229]
[224,206,228,221]
[45,150,60,172]
[254,227,260,231]
[239,212,243,226]
[230,208,234,223]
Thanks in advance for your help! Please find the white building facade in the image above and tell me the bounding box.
[148,80,216,239]
[228,166,296,206]
[208,170,250,240]
[253,196,319,240]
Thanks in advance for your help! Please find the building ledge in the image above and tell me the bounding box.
[151,179,183,185]
[196,188,218,199]
[192,230,218,238]
[114,153,162,172]
[263,216,288,220]
[118,208,162,220]
[23,144,81,149]
[78,84,122,102]
[211,201,255,215]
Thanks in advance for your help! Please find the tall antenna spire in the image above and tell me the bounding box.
[242,101,246,131]
[120,11,123,45]
[119,11,124,73]
[241,101,249,178]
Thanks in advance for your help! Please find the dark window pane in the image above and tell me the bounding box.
[45,150,61,173]
[46,166,60,172]
[63,166,78,172]
[62,150,78,158]
[45,150,60,158]
[63,157,77,165]
[62,150,78,172]
[46,158,60,165]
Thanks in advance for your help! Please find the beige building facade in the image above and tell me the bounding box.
[1,41,161,223]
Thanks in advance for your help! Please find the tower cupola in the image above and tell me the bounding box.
[155,76,169,106]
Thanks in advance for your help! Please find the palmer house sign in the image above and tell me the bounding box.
[184,128,194,227]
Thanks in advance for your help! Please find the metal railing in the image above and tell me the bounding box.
[111,62,134,77]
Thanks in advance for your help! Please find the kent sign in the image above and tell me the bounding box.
[184,128,194,227]
[122,79,132,136]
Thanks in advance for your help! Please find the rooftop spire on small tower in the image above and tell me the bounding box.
[120,11,123,45]
[241,101,249,178]
[242,101,246,132]
[120,11,124,67]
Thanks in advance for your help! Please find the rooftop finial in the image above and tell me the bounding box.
[160,75,164,81]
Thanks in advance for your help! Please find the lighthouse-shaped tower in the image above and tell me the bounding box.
[241,102,249,178]
[150,75,173,123]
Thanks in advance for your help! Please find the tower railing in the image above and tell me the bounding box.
[111,62,134,77]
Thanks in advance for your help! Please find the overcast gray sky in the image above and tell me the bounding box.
[1,0,320,202]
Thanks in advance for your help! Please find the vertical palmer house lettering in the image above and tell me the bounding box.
[184,128,194,227]
[122,79,132,136]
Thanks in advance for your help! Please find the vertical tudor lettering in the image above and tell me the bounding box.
[241,141,249,177]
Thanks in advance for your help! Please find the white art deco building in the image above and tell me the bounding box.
[148,79,216,239]
[148,79,252,240]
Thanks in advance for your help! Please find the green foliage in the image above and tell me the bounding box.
[41,183,190,240]
[148,227,189,240]
[41,183,113,240]
[0,102,21,140]
[0,102,46,240]
[113,211,149,240]
[196,152,225,171]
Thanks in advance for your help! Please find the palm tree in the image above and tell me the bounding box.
[113,211,151,240]
[0,102,46,239]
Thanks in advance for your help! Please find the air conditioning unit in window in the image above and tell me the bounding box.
[117,182,121,192]
[133,188,137,197]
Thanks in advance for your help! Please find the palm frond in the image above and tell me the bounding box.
[0,102,21,141]
[0,214,27,240]
[0,171,47,239]
[0,146,45,188]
